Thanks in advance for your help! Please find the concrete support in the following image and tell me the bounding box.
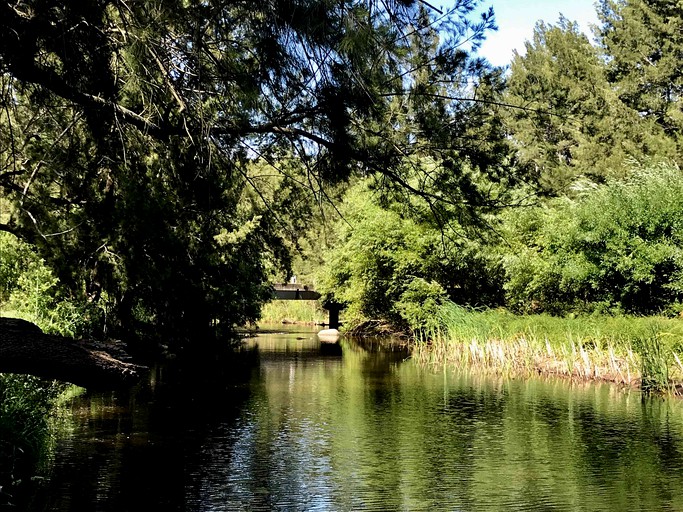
[326,304,342,330]
[272,284,344,329]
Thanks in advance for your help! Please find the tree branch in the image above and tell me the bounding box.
[0,223,18,236]
[0,318,146,389]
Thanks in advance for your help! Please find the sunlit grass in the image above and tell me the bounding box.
[259,300,327,325]
[413,303,683,394]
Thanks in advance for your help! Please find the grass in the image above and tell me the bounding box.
[259,300,328,325]
[0,374,76,506]
[413,303,683,395]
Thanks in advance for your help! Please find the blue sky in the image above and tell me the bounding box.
[444,0,601,66]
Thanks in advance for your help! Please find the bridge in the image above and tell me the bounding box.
[272,283,322,301]
[271,283,342,329]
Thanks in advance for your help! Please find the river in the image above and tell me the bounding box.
[27,325,683,511]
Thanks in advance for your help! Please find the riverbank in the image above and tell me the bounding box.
[256,301,683,395]
[412,304,683,395]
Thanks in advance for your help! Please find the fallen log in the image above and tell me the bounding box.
[0,317,147,389]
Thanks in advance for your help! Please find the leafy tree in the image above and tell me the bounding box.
[0,1,502,346]
[0,232,98,336]
[317,178,505,331]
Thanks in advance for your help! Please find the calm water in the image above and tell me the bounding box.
[28,325,683,511]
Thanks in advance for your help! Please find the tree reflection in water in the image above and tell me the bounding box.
[33,326,683,511]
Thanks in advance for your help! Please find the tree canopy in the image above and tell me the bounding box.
[0,0,505,344]
[314,0,683,327]
[503,12,679,194]
[598,0,683,147]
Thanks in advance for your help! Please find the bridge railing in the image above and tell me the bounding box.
[271,283,321,300]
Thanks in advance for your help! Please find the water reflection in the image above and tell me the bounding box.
[34,326,683,511]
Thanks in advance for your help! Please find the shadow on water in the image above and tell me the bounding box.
[23,326,683,511]
[26,336,261,512]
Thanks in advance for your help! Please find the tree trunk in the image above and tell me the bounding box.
[0,318,146,389]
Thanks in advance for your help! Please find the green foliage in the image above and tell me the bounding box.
[0,374,72,504]
[318,181,439,328]
[259,300,327,325]
[0,375,65,461]
[0,0,504,348]
[598,0,683,152]
[502,163,683,315]
[317,179,504,331]
[503,8,680,193]
[637,333,671,393]
[319,160,683,329]
[0,232,38,304]
[395,278,447,332]
[433,301,683,349]
[418,301,683,393]
[505,17,612,189]
[0,233,99,336]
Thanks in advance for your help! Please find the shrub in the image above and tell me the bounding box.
[317,180,503,331]
[0,232,39,304]
[0,232,101,336]
[395,277,447,332]
[0,374,71,505]
[502,163,683,315]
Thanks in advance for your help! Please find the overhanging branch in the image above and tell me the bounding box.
[0,223,18,236]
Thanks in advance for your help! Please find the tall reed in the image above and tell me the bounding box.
[637,332,671,393]
[259,300,327,325]
[0,375,72,505]
[414,303,683,394]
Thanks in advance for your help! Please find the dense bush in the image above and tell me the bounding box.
[0,374,70,507]
[317,180,504,331]
[0,375,65,461]
[0,232,100,336]
[0,232,38,304]
[502,163,683,315]
[318,163,683,331]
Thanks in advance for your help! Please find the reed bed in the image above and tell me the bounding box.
[413,304,683,395]
[259,300,327,325]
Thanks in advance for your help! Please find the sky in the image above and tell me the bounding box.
[444,0,601,67]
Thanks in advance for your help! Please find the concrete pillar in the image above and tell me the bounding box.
[327,305,341,329]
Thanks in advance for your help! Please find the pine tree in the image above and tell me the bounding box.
[0,1,502,346]
[503,15,677,194]
[598,0,683,152]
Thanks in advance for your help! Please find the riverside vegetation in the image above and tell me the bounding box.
[259,163,683,394]
[0,375,79,508]
[5,2,683,508]
[3,0,683,494]
[3,1,683,388]
[414,305,683,394]
[259,300,327,326]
